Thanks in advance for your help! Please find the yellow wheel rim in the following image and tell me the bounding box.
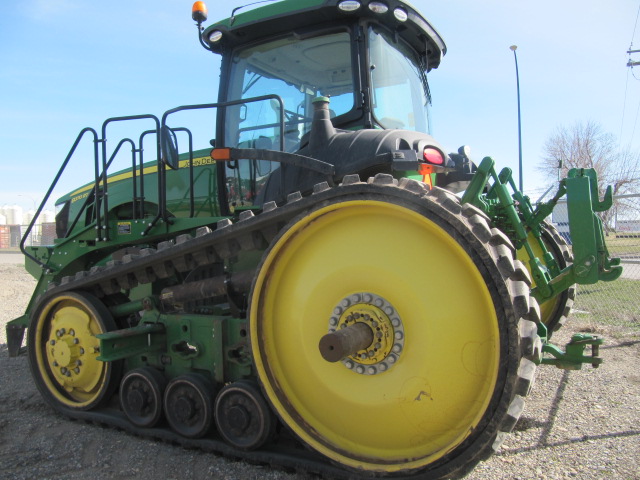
[251,200,501,473]
[33,293,113,409]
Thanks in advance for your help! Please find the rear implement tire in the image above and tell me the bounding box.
[249,178,538,479]
[517,222,575,335]
[28,291,121,411]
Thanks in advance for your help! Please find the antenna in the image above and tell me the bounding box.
[510,45,523,192]
[230,0,279,25]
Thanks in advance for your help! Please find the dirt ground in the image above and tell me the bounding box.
[1,256,639,480]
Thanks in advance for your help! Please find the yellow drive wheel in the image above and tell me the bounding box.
[28,291,121,411]
[517,222,575,334]
[250,180,531,478]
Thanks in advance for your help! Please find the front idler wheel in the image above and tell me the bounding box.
[214,380,276,450]
[120,367,167,428]
[164,373,216,438]
[28,291,122,411]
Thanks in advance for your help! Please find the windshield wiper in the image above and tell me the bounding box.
[418,57,432,106]
[243,72,263,95]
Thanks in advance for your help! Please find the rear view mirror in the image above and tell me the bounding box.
[161,125,179,169]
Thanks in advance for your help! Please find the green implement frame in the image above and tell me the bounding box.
[462,157,622,369]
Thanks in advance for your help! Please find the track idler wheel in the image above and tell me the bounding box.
[120,367,167,428]
[164,374,216,438]
[214,380,276,450]
[28,291,122,411]
[250,178,538,478]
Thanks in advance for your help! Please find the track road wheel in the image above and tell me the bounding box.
[250,177,538,479]
[120,367,167,428]
[215,380,276,450]
[28,291,121,411]
[517,222,575,335]
[164,374,216,438]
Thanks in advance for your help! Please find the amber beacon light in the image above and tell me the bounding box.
[192,1,208,23]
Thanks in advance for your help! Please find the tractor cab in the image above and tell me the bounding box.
[191,1,467,212]
[201,0,445,143]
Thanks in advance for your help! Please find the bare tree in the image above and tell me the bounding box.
[539,121,640,232]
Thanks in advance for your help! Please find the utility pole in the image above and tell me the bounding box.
[510,45,523,192]
[628,48,640,67]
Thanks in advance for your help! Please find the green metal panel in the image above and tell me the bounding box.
[98,307,251,384]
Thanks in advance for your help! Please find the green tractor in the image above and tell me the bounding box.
[7,1,621,478]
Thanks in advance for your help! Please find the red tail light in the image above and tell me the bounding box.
[423,147,444,165]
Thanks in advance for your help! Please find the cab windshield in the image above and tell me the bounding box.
[225,30,355,152]
[369,26,431,132]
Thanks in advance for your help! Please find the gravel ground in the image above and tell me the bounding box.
[1,259,639,480]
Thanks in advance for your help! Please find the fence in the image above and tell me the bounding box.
[552,194,640,330]
[0,223,56,249]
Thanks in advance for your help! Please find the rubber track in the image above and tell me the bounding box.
[36,174,541,480]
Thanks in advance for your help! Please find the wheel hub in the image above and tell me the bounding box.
[175,396,195,422]
[45,309,101,389]
[327,293,404,375]
[228,404,251,431]
[126,387,148,414]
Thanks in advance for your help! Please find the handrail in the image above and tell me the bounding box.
[171,127,195,217]
[161,94,286,152]
[23,94,288,265]
[100,115,161,241]
[20,128,98,270]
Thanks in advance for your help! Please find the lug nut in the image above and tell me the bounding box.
[74,368,80,374]
[73,338,80,344]
[49,340,56,346]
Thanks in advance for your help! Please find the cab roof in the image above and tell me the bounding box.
[202,0,446,70]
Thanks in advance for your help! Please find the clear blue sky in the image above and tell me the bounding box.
[0,0,638,212]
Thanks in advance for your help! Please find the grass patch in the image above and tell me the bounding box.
[604,235,640,257]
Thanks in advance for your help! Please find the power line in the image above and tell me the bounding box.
[621,68,630,144]
[632,2,640,45]
[622,2,640,147]
[632,88,640,144]
[627,3,640,66]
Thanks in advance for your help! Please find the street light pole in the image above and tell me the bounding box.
[510,45,523,192]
